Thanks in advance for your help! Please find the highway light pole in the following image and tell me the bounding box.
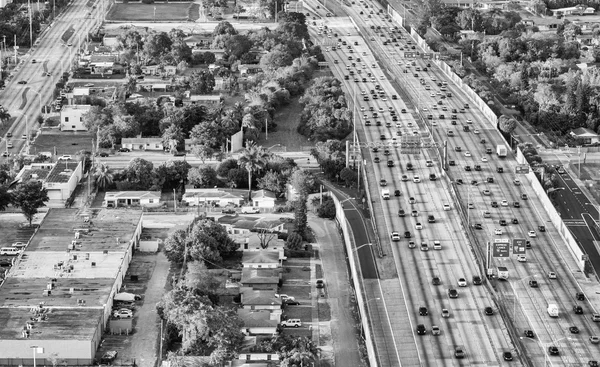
[28,2,33,49]
[13,111,29,145]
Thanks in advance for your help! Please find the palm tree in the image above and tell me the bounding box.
[95,163,114,191]
[0,109,11,126]
[238,141,270,201]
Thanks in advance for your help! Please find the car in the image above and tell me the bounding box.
[113,308,133,318]
[513,179,521,186]
[419,306,428,316]
[574,305,583,314]
[443,204,451,211]
[474,223,483,229]
[483,211,491,218]
[472,275,482,285]
[415,222,423,230]
[281,319,302,328]
[118,147,131,152]
[98,152,109,157]
[411,210,418,217]
[591,336,600,344]
[499,219,507,226]
[529,280,539,288]
[380,179,387,186]
[494,228,503,235]
[483,190,491,196]
[57,155,72,160]
[539,225,546,232]
[427,214,435,223]
[465,166,471,171]
[11,242,26,249]
[512,218,519,224]
[316,280,325,288]
[521,194,528,200]
[448,289,458,298]
[416,324,426,335]
[394,190,401,197]
[17,80,27,84]
[275,294,295,301]
[432,277,441,285]
[481,157,488,162]
[593,314,600,322]
[404,231,412,238]
[590,361,600,367]
[548,346,559,355]
[528,231,536,238]
[221,208,236,214]
[100,351,118,364]
[409,197,416,204]
[420,242,429,251]
[454,347,466,359]
[548,271,557,279]
[464,151,471,157]
[484,307,494,316]
[398,209,406,217]
[517,255,527,262]
[524,329,535,338]
[491,201,498,208]
[413,176,421,183]
[570,326,580,334]
[431,325,441,336]
[501,200,508,206]
[391,232,401,241]
[503,352,513,361]
[513,202,520,208]
[408,241,416,249]
[457,278,467,287]
[401,174,409,181]
[441,308,450,318]
[241,207,260,214]
[374,157,380,163]
[284,299,300,306]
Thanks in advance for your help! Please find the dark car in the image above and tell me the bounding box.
[573,305,584,314]
[416,324,426,335]
[454,347,465,359]
[590,361,599,367]
[419,306,428,316]
[284,299,300,306]
[529,280,538,288]
[394,190,401,197]
[398,209,406,217]
[472,275,482,285]
[316,280,325,288]
[539,225,546,232]
[17,80,27,84]
[448,289,458,298]
[576,292,586,301]
[548,346,559,355]
[484,307,494,315]
[524,329,535,338]
[99,152,109,157]
[118,147,131,152]
[222,208,236,214]
[570,326,580,334]
[503,352,513,361]
[100,351,118,365]
[474,223,483,230]
[432,276,441,285]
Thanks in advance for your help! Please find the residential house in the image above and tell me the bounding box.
[121,137,164,151]
[250,190,276,209]
[14,160,83,207]
[570,127,600,145]
[240,268,281,290]
[242,250,281,269]
[218,216,287,236]
[0,0,13,8]
[238,64,263,76]
[234,336,280,365]
[102,191,162,208]
[89,55,117,74]
[186,94,222,105]
[60,105,92,131]
[550,6,595,16]
[142,64,177,76]
[240,288,282,311]
[182,188,244,207]
[237,309,280,335]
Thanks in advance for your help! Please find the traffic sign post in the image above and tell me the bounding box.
[512,238,526,255]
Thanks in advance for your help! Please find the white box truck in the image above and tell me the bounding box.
[548,304,559,317]
[497,266,509,280]
[496,144,507,157]
[381,189,390,200]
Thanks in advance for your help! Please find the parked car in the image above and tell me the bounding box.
[221,208,236,214]
[113,308,133,319]
[118,147,131,152]
[316,280,325,288]
[241,207,260,214]
[281,319,302,328]
[100,351,118,365]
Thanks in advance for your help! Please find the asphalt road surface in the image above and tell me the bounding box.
[554,171,600,274]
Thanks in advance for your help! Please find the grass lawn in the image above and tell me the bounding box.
[282,265,311,282]
[284,305,312,322]
[31,132,94,156]
[318,301,331,321]
[279,285,311,301]
[256,97,312,152]
[106,3,195,21]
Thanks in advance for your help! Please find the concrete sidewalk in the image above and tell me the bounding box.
[309,214,363,367]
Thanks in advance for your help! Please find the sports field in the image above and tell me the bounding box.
[106,3,198,22]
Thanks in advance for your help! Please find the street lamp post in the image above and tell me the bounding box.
[13,111,29,145]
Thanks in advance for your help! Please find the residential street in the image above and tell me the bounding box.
[309,214,364,366]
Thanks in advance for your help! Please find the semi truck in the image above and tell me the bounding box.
[496,144,507,157]
[548,304,559,317]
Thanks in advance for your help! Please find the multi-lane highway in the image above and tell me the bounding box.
[309,0,600,365]
[1,0,101,158]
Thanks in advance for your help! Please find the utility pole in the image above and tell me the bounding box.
[29,0,33,49]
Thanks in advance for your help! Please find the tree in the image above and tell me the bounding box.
[498,114,518,134]
[187,70,216,94]
[293,199,308,240]
[238,141,271,200]
[257,170,286,197]
[286,231,303,250]
[315,196,336,219]
[257,228,277,249]
[185,261,222,296]
[213,20,237,37]
[164,229,188,264]
[187,219,238,264]
[11,180,49,227]
[162,124,186,154]
[94,162,114,191]
[289,169,314,198]
[188,166,219,188]
[0,185,11,211]
[123,158,155,189]
[339,167,357,187]
[154,160,191,191]
[143,32,173,64]
[0,109,11,125]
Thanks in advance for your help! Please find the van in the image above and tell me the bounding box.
[381,189,390,200]
[0,247,21,256]
[433,241,441,250]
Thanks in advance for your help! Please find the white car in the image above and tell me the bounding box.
[474,129,480,134]
[481,157,488,162]
[457,278,467,287]
[275,294,295,301]
[548,271,557,279]
[501,200,508,206]
[468,203,475,209]
[426,160,433,167]
[57,155,72,160]
[495,228,503,235]
[415,222,423,230]
[442,309,450,318]
[482,190,491,196]
[443,204,451,211]
[528,230,537,238]
[422,107,428,111]
[464,151,471,157]
[113,308,133,319]
[391,232,401,241]
[517,255,527,262]
[413,176,421,183]
[513,179,521,186]
[432,325,441,336]
[361,106,365,111]
[241,207,260,214]
[466,119,473,124]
